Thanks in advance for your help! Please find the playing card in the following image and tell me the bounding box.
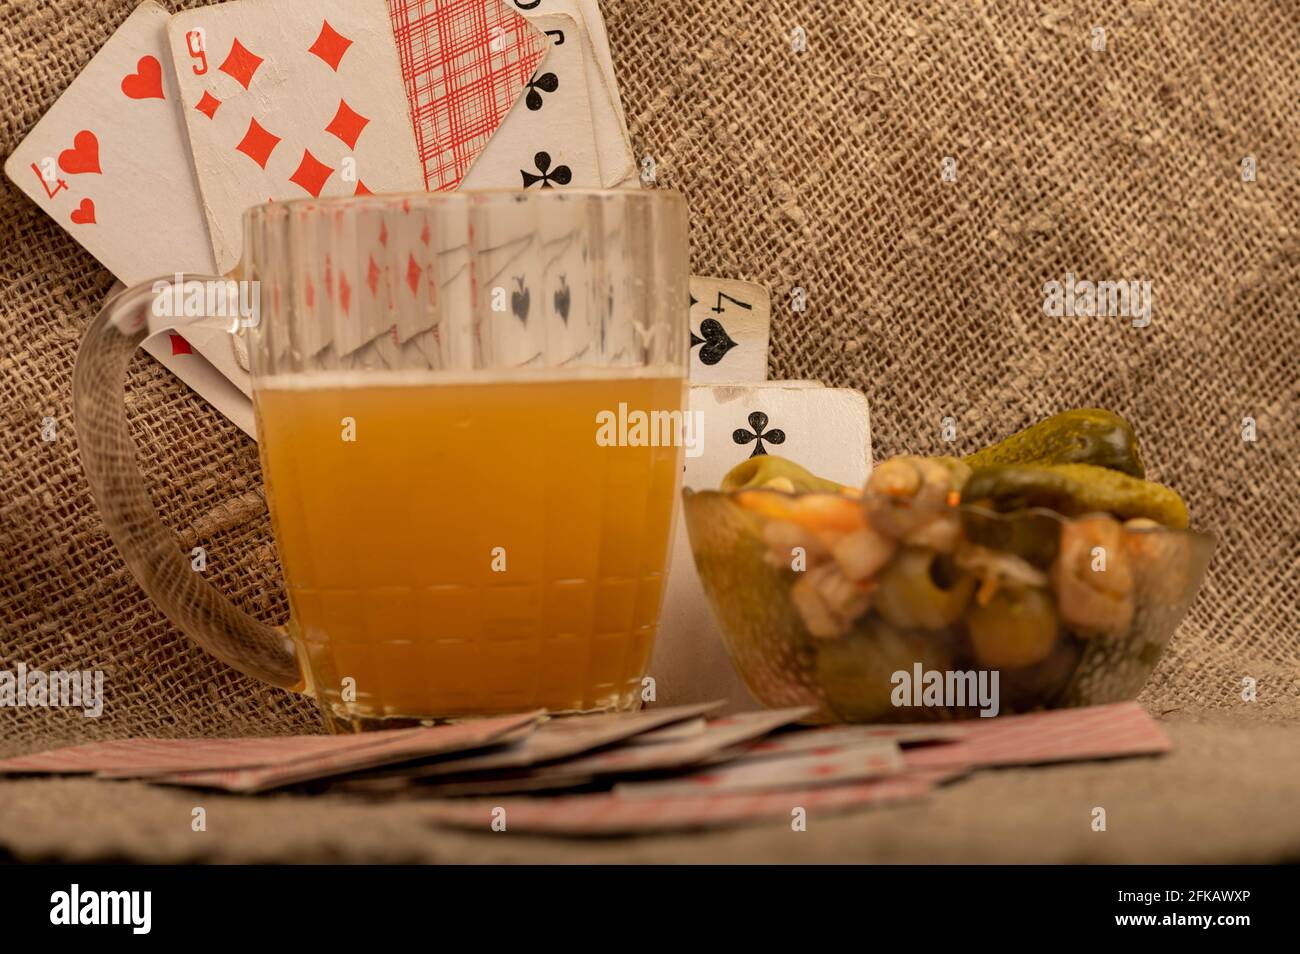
[169,0,427,274]
[613,739,902,797]
[903,701,1172,771]
[649,383,873,711]
[417,770,938,835]
[147,711,544,791]
[4,1,218,285]
[0,711,539,778]
[687,384,872,486]
[141,330,256,438]
[361,701,724,781]
[459,13,602,189]
[528,707,814,779]
[743,722,969,759]
[628,716,708,745]
[386,0,549,190]
[504,0,635,186]
[688,276,771,382]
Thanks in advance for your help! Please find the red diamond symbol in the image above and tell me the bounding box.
[218,38,263,90]
[288,149,334,197]
[308,20,353,71]
[195,91,221,119]
[354,180,371,196]
[420,221,430,246]
[235,117,281,169]
[324,256,334,300]
[378,221,388,247]
[324,99,369,150]
[339,271,352,313]
[305,278,315,309]
[406,255,422,296]
[367,255,380,296]
[169,333,191,356]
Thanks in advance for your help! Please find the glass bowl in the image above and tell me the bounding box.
[683,487,1214,723]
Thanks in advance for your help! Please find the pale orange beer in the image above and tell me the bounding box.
[254,369,686,723]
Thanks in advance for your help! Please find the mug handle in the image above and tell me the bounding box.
[72,275,303,690]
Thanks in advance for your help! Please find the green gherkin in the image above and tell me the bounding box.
[961,463,1189,528]
[964,409,1146,478]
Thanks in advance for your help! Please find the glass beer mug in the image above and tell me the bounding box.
[74,190,690,732]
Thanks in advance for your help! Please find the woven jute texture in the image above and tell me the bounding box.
[2,0,1298,769]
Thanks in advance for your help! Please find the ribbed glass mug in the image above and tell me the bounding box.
[74,189,690,732]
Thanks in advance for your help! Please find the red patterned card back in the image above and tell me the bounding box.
[387,0,548,191]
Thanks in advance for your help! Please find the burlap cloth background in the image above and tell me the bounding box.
[1,1,1297,862]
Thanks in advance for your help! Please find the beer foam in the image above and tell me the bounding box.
[256,364,684,391]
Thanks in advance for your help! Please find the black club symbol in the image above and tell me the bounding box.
[521,151,572,189]
[733,411,785,458]
[690,318,738,365]
[525,71,558,110]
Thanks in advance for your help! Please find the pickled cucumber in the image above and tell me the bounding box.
[964,409,1145,478]
[961,463,1189,528]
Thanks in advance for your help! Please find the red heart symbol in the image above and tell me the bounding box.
[121,55,164,100]
[70,198,96,225]
[58,130,101,175]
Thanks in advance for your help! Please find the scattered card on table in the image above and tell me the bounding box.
[4,1,217,284]
[168,0,427,273]
[614,739,902,798]
[903,702,1172,771]
[418,772,936,835]
[364,701,724,781]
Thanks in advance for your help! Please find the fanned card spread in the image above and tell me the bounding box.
[0,703,1171,830]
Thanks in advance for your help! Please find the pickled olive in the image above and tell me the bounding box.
[831,526,898,581]
[873,547,975,630]
[967,587,1059,669]
[721,455,853,495]
[997,635,1082,711]
[1051,515,1135,639]
[961,463,1189,529]
[814,619,952,722]
[963,408,1146,478]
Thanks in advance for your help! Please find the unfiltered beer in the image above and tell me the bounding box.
[254,369,685,727]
